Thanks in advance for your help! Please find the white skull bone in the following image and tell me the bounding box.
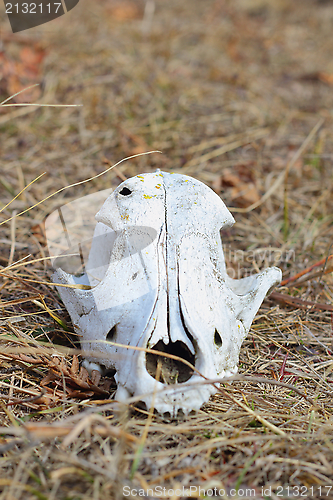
[52,171,281,416]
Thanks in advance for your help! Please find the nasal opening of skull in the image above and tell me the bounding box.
[146,340,195,384]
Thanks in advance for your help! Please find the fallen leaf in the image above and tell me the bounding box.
[19,46,46,78]
[106,0,142,21]
[40,355,113,401]
[0,43,46,103]
[221,164,260,207]
[318,72,333,85]
[31,222,47,246]
[119,126,150,155]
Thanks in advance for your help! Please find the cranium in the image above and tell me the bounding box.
[51,171,281,415]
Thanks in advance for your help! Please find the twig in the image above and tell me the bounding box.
[280,255,333,286]
[269,291,333,312]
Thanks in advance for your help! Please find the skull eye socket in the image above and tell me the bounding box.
[214,329,223,348]
[106,325,117,341]
[119,187,132,196]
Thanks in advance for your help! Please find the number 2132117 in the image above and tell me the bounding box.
[5,3,62,14]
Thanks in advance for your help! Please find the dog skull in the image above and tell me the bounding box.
[52,171,281,415]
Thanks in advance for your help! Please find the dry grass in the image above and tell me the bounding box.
[0,0,333,498]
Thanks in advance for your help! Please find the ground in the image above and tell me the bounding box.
[0,0,333,498]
